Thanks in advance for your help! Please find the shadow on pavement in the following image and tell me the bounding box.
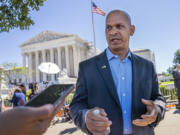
[59,127,78,135]
[173,109,180,114]
[68,120,73,124]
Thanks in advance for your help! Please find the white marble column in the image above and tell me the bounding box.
[77,47,81,74]
[57,47,62,70]
[78,47,81,63]
[72,45,78,76]
[50,48,55,82]
[65,46,70,76]
[22,53,26,82]
[35,51,40,82]
[57,47,62,79]
[80,48,85,61]
[22,53,26,67]
[28,52,33,82]
[42,50,47,82]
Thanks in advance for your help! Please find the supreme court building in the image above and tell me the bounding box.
[20,31,99,83]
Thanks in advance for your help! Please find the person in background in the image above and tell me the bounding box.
[18,84,26,96]
[29,83,34,91]
[172,64,180,106]
[28,88,37,100]
[9,88,26,107]
[29,83,39,100]
[35,82,39,94]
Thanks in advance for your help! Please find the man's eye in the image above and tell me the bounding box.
[106,26,112,30]
[116,24,122,29]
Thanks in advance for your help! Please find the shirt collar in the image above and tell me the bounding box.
[106,47,131,61]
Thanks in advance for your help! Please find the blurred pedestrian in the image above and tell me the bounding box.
[9,88,26,107]
[18,84,26,96]
[28,83,39,100]
[173,64,180,105]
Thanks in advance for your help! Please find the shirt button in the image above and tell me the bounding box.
[124,111,127,114]
[122,77,125,80]
[123,93,126,96]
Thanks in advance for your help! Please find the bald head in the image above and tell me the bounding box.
[105,9,135,57]
[106,10,132,26]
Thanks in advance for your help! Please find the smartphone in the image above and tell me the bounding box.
[25,84,75,107]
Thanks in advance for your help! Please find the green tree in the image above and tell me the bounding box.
[173,49,180,66]
[0,62,19,83]
[18,66,29,83]
[0,67,3,82]
[167,66,174,74]
[0,0,46,32]
[167,49,180,74]
[162,72,167,76]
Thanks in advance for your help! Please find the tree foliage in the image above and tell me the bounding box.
[0,62,19,83]
[167,49,180,74]
[173,49,180,66]
[167,66,174,74]
[0,0,46,32]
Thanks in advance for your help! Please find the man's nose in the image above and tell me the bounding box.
[109,27,118,35]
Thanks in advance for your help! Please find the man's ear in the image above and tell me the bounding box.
[130,25,135,36]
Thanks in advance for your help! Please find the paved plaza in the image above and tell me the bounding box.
[45,108,180,135]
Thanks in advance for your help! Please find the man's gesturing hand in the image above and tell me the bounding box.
[86,107,112,135]
[132,99,159,126]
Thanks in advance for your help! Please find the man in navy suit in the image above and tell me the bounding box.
[70,10,166,135]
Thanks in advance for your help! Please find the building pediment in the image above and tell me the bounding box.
[20,31,73,47]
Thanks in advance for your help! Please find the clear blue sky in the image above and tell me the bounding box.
[0,0,180,73]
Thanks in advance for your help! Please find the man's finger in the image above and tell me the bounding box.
[141,111,155,119]
[141,114,154,121]
[94,121,112,127]
[87,119,112,127]
[133,119,147,123]
[88,113,111,124]
[141,99,153,106]
[91,114,108,121]
[27,104,55,121]
[99,108,107,117]
[86,118,110,132]
[132,119,150,126]
[88,110,109,122]
[132,121,147,126]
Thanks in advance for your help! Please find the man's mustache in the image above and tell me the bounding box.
[109,35,122,41]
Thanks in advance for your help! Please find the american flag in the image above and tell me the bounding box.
[92,2,106,16]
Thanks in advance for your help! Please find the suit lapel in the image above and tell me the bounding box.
[95,50,121,107]
[131,53,141,114]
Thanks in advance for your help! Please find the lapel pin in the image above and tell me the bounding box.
[101,65,106,69]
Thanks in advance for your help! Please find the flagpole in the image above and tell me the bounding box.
[91,0,96,55]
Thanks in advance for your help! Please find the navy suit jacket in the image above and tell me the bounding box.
[70,50,166,135]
